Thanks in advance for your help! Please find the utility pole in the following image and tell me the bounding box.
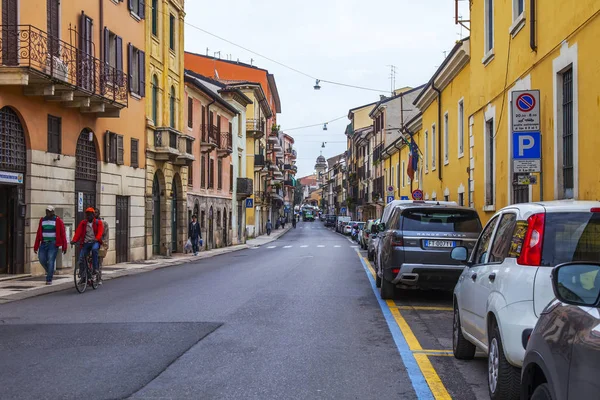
[387,65,397,96]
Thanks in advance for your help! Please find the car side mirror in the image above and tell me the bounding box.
[552,262,600,306]
[451,246,469,263]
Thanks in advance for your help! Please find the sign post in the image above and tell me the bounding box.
[511,90,542,199]
[412,189,423,201]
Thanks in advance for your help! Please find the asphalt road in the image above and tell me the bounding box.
[0,221,490,400]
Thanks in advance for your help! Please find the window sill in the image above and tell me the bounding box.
[130,11,141,22]
[509,13,526,37]
[483,205,496,212]
[432,167,437,171]
[130,92,142,101]
[110,0,119,4]
[458,152,465,159]
[482,50,495,66]
[444,160,449,166]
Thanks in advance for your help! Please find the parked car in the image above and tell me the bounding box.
[325,215,337,228]
[343,222,355,235]
[361,220,375,250]
[367,219,380,261]
[376,203,482,298]
[452,201,600,400]
[353,222,365,241]
[521,262,600,400]
[336,216,351,233]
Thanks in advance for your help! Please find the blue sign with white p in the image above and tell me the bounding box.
[386,196,395,204]
[513,132,541,159]
[245,198,253,208]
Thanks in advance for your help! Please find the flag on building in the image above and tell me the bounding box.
[407,139,419,181]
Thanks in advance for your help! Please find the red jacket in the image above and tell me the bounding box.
[34,216,68,251]
[72,218,104,245]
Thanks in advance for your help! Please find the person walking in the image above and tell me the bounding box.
[188,214,202,256]
[34,206,67,285]
[266,219,272,236]
[281,216,286,229]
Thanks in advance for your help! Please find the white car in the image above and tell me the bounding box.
[451,201,600,400]
[343,224,353,235]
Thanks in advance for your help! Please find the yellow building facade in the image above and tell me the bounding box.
[144,0,187,256]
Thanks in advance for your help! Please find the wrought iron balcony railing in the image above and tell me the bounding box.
[0,25,128,107]
[200,124,219,144]
[246,118,265,134]
[220,131,232,151]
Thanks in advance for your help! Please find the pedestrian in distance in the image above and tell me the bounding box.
[33,205,67,285]
[292,217,296,229]
[281,216,286,229]
[188,214,202,256]
[71,207,104,283]
[266,219,272,236]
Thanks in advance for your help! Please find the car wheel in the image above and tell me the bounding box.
[488,322,521,400]
[452,302,476,360]
[531,383,552,400]
[375,266,382,288]
[368,250,374,261]
[380,276,395,299]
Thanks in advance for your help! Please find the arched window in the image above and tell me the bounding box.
[169,85,176,128]
[151,0,158,36]
[152,75,159,124]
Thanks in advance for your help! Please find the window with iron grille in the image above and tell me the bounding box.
[131,138,139,168]
[217,159,223,190]
[201,155,206,188]
[47,115,61,154]
[458,192,464,206]
[208,159,214,189]
[562,68,574,199]
[187,96,193,128]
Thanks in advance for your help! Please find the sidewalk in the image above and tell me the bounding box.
[0,226,291,304]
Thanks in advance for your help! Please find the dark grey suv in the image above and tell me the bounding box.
[376,204,482,299]
[521,262,600,400]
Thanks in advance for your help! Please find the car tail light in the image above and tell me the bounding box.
[391,234,404,247]
[591,208,600,213]
[391,268,400,274]
[517,213,545,266]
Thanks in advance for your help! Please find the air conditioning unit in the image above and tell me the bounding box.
[45,54,69,82]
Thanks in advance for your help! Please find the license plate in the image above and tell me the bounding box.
[424,240,456,248]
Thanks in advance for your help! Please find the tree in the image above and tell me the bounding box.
[294,184,305,206]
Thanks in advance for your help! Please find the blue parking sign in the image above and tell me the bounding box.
[513,132,541,159]
[386,196,394,204]
[245,198,253,208]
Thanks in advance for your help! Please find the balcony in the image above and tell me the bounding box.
[200,124,218,153]
[217,131,233,158]
[254,154,265,171]
[254,191,269,205]
[246,118,265,138]
[0,25,128,116]
[236,178,253,200]
[283,164,292,171]
[152,127,180,162]
[283,179,294,188]
[175,133,195,166]
[290,165,298,174]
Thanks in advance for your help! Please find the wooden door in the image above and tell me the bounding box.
[2,0,18,66]
[115,196,129,263]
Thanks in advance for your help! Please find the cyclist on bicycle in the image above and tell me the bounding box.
[71,207,104,283]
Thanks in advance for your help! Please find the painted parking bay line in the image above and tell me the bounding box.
[359,253,452,400]
[394,305,454,312]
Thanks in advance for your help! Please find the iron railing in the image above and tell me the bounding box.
[254,154,265,166]
[236,178,253,197]
[201,124,218,144]
[220,131,232,151]
[0,25,128,106]
[246,118,265,133]
[154,128,178,150]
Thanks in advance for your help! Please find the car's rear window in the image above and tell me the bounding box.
[401,209,482,233]
[542,212,600,266]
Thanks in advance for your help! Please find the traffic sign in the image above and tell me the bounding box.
[78,192,84,212]
[245,198,253,208]
[514,159,541,173]
[386,196,394,204]
[412,189,423,200]
[401,196,409,200]
[513,132,541,159]
[511,90,540,132]
[340,207,347,214]
[517,174,538,185]
[387,186,394,194]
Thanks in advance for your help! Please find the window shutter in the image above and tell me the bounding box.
[228,122,232,134]
[128,0,133,11]
[201,155,206,188]
[230,164,233,192]
[138,0,145,19]
[127,43,133,92]
[117,134,124,165]
[217,115,221,133]
[103,28,110,65]
[139,50,146,97]
[188,97,193,128]
[131,138,138,168]
[104,131,111,162]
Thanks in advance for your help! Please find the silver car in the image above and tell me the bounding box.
[367,219,380,261]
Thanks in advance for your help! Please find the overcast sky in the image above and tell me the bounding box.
[184,0,470,178]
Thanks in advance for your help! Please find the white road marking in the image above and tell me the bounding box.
[283,245,293,248]
[317,245,325,248]
[300,245,308,248]
[267,246,277,249]
[334,245,341,248]
[351,246,359,248]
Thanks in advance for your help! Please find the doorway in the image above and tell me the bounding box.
[152,173,161,255]
[208,206,214,249]
[0,186,19,274]
[75,130,97,229]
[171,177,178,252]
[115,196,129,263]
[222,208,227,246]
[237,204,242,242]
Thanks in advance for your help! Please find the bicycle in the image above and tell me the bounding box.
[73,245,99,293]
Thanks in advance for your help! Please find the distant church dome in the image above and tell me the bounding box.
[316,155,326,164]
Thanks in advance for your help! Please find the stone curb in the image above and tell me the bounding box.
[0,227,291,304]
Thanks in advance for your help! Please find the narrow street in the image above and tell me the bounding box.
[0,221,493,400]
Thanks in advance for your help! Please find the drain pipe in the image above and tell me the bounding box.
[432,83,442,181]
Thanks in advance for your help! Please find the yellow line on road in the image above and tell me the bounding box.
[412,349,454,356]
[414,354,453,398]
[387,300,423,351]
[395,306,453,311]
